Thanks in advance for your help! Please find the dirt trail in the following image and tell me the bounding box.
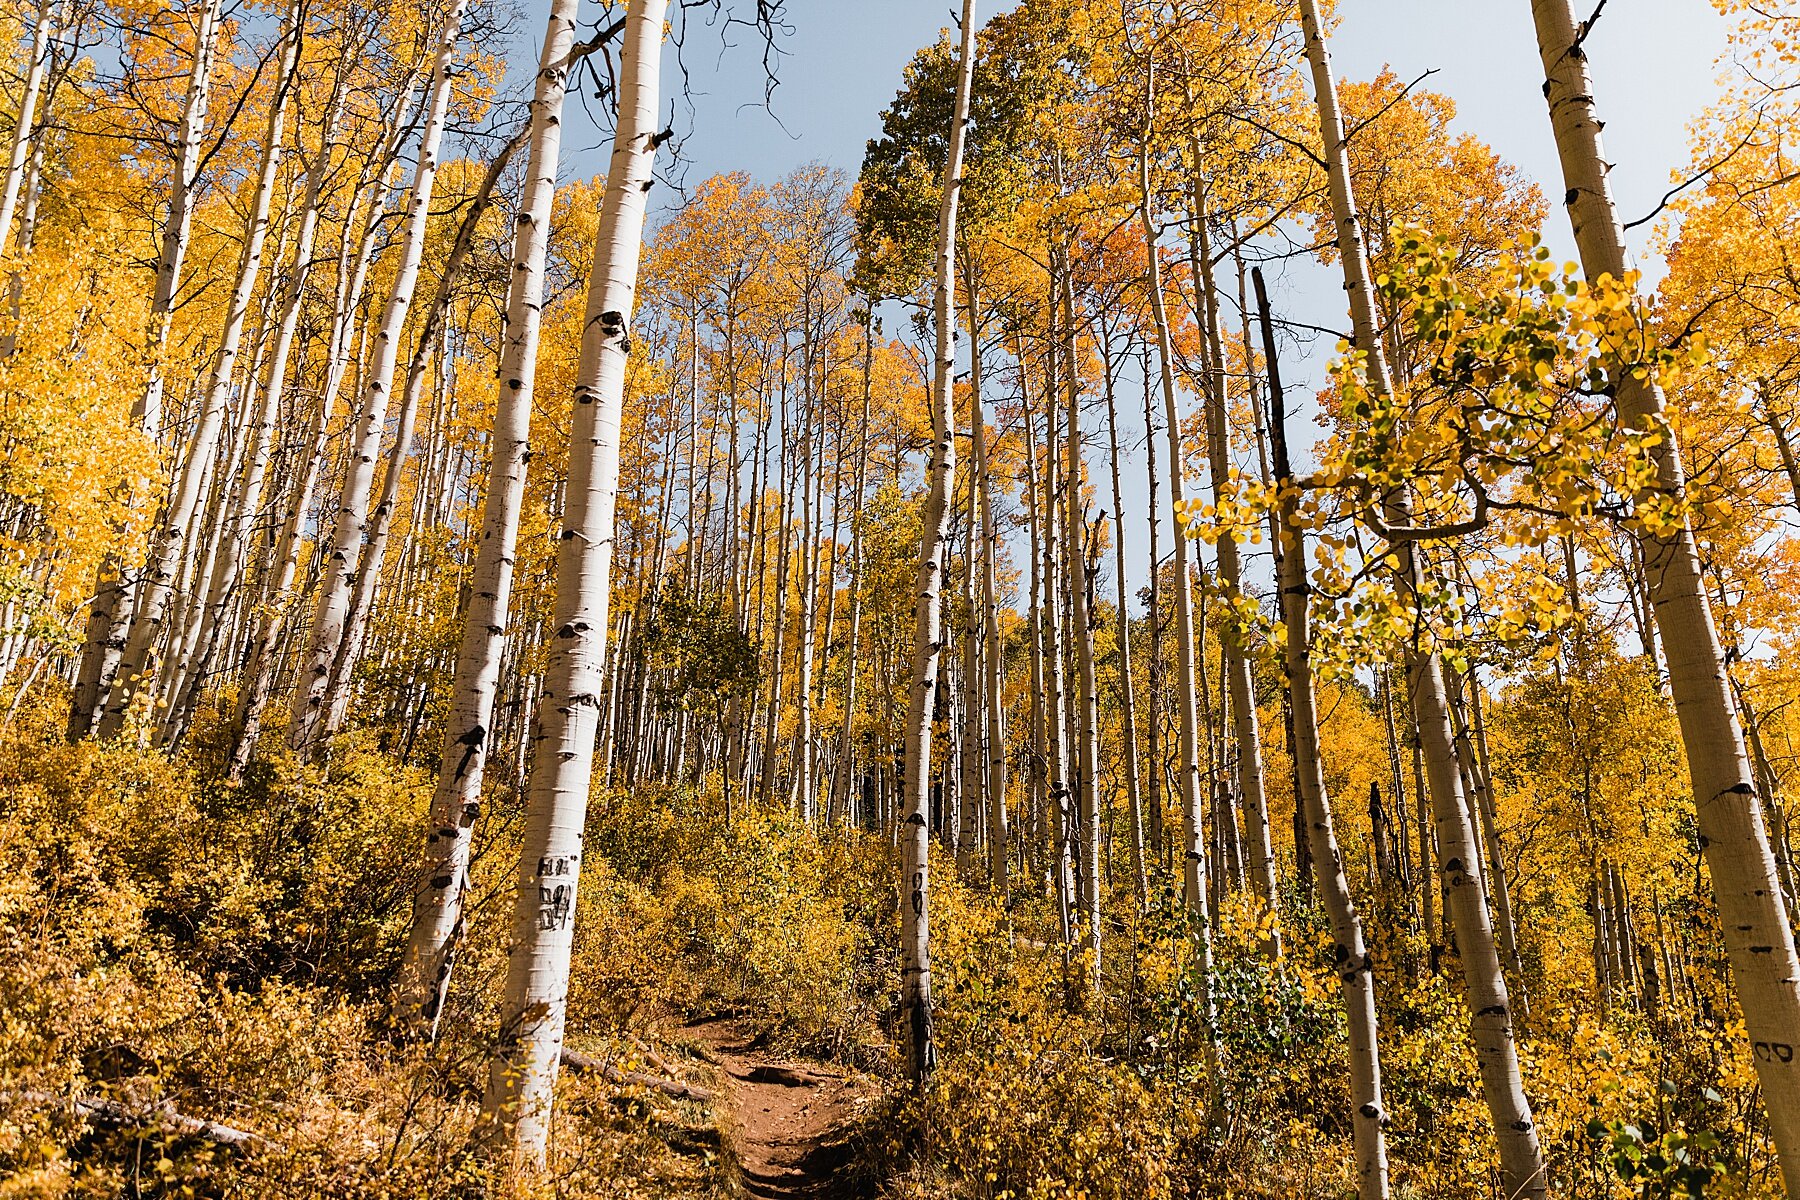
[682,1017,869,1200]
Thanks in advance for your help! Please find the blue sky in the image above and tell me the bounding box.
[548,0,1736,592]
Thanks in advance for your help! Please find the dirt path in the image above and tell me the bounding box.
[681,1017,869,1200]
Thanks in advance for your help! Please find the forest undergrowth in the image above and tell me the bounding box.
[0,693,1774,1200]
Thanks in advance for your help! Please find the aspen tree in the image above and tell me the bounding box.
[324,124,534,741]
[1297,2,1545,1191]
[291,0,471,752]
[228,71,432,772]
[1257,265,1390,1200]
[0,0,54,259]
[69,0,223,738]
[95,6,301,740]
[478,0,670,1162]
[899,0,975,1085]
[173,56,352,743]
[1059,258,1101,984]
[1530,1,1800,1178]
[1193,212,1280,955]
[829,313,874,824]
[969,286,1008,900]
[1138,129,1211,927]
[1100,334,1148,906]
[139,0,223,441]
[394,6,586,1035]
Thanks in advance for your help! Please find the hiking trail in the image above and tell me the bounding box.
[682,1016,870,1200]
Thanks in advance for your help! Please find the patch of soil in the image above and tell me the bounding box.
[682,1017,871,1200]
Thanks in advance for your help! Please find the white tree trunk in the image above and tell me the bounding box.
[0,0,54,260]
[1296,4,1546,1191]
[289,0,470,751]
[968,289,1009,899]
[69,0,222,737]
[1139,141,1211,928]
[1059,261,1102,986]
[899,0,975,1086]
[140,0,223,440]
[323,124,531,740]
[1101,343,1147,906]
[477,0,669,1164]
[1530,0,1800,1181]
[1194,211,1280,955]
[393,6,580,1037]
[95,9,298,740]
[1258,265,1390,1199]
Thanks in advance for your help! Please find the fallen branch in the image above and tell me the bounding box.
[15,1091,275,1152]
[628,1033,684,1080]
[559,1048,713,1103]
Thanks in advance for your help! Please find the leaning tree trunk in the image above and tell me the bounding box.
[1529,0,1800,1180]
[1258,266,1390,1200]
[477,0,670,1166]
[289,0,470,753]
[170,32,348,744]
[898,0,976,1088]
[391,45,572,1033]
[322,125,530,740]
[1297,3,1546,1193]
[95,7,299,740]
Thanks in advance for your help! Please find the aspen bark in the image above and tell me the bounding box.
[1258,265,1390,1200]
[1059,258,1102,985]
[478,0,669,1163]
[1298,2,1545,1191]
[0,0,54,260]
[1194,214,1279,953]
[829,317,874,824]
[324,126,529,740]
[140,0,223,440]
[1101,338,1148,906]
[69,0,222,737]
[95,9,299,740]
[290,0,470,751]
[969,290,1009,900]
[174,28,345,742]
[1530,3,1800,1178]
[898,0,975,1086]
[1139,136,1211,929]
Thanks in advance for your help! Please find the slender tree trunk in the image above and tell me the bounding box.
[972,300,1008,901]
[1298,3,1546,1190]
[324,125,531,739]
[899,0,975,1086]
[1059,257,1101,987]
[0,0,54,260]
[290,0,470,751]
[174,64,349,741]
[1530,3,1800,1177]
[1101,338,1147,906]
[829,317,874,823]
[95,9,299,740]
[1194,212,1280,956]
[1139,135,1211,933]
[477,0,669,1164]
[1258,266,1390,1200]
[69,0,222,738]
